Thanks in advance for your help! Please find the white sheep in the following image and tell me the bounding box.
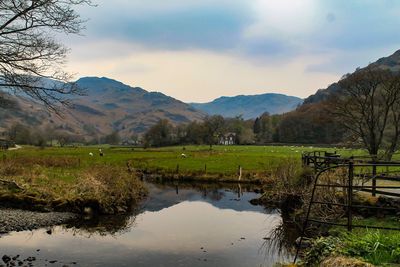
[89,152,94,157]
[181,153,187,158]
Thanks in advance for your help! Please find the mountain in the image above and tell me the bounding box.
[276,49,400,144]
[0,77,204,140]
[304,49,400,105]
[190,93,303,119]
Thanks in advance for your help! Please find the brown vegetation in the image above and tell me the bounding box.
[0,157,146,214]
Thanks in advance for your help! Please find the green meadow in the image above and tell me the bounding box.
[1,145,367,181]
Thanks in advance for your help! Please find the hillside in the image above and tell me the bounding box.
[276,49,400,144]
[190,93,303,119]
[304,49,400,105]
[0,77,204,140]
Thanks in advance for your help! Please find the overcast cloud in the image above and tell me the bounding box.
[64,0,400,102]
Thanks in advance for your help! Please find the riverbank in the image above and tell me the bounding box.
[0,159,147,214]
[0,208,77,234]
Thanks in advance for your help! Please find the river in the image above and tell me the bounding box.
[0,182,297,266]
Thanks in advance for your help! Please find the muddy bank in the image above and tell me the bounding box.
[0,208,77,234]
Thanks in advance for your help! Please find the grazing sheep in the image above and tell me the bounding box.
[181,153,187,158]
[89,152,94,156]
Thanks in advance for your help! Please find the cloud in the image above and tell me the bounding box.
[76,1,400,60]
[62,0,400,101]
[66,42,339,102]
[80,0,252,51]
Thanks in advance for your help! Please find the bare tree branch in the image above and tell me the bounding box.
[0,0,92,111]
[329,67,400,161]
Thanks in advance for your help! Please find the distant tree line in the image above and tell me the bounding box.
[143,111,332,148]
[141,110,346,148]
[3,123,123,147]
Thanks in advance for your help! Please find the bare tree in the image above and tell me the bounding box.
[0,0,92,111]
[332,67,400,161]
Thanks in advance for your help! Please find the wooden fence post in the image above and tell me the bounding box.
[372,164,377,197]
[347,160,354,232]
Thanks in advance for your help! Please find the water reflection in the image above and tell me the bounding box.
[0,182,296,267]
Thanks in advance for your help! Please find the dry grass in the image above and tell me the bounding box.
[259,157,311,207]
[0,158,146,214]
[75,165,147,214]
[2,156,80,168]
[320,257,375,267]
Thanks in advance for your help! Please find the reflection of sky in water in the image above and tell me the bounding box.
[0,183,294,267]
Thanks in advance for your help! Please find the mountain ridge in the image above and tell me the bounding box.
[303,49,400,105]
[190,93,303,119]
[0,77,205,140]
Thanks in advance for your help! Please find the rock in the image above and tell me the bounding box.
[249,198,261,205]
[2,255,11,264]
[26,257,35,262]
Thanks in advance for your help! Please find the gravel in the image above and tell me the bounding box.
[0,208,78,234]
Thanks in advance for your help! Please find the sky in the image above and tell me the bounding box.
[63,0,400,102]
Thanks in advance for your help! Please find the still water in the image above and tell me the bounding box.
[0,182,296,266]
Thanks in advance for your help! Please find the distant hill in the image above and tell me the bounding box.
[276,49,400,144]
[304,49,400,105]
[190,93,303,119]
[0,77,205,140]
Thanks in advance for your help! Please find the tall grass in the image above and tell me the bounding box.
[302,217,400,266]
[0,157,146,214]
[340,229,400,265]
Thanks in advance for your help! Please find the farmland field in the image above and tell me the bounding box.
[1,145,369,181]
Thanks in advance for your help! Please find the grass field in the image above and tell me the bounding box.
[0,145,368,182]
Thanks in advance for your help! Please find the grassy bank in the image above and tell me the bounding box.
[0,156,147,214]
[0,144,366,214]
[301,217,400,266]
